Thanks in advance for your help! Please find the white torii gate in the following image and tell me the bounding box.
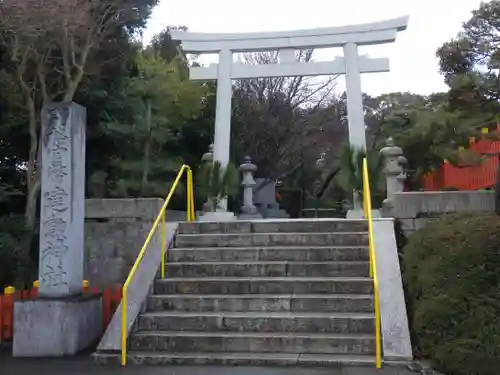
[171,16,408,209]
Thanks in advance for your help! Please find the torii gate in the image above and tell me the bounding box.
[171,16,408,209]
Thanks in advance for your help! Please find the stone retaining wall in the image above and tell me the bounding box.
[389,191,495,236]
[84,198,187,287]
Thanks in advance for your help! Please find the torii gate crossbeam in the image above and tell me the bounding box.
[171,16,409,210]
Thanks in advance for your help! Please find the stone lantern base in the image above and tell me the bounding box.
[198,211,237,222]
[239,212,263,220]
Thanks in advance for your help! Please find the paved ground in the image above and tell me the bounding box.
[2,358,415,375]
[1,345,414,375]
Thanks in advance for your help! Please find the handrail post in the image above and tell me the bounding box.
[186,167,191,221]
[187,168,195,221]
[121,164,196,367]
[161,212,166,279]
[191,169,195,221]
[190,168,194,221]
[121,165,195,366]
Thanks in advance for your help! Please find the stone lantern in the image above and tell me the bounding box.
[200,144,214,213]
[238,156,262,219]
[380,137,408,207]
[201,143,214,164]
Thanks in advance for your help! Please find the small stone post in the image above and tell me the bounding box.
[380,137,408,208]
[239,156,262,219]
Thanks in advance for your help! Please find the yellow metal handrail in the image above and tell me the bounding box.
[362,158,382,369]
[121,164,195,366]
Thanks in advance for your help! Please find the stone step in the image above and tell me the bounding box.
[154,277,373,295]
[129,331,376,355]
[94,351,375,366]
[169,246,370,262]
[165,261,370,278]
[137,311,375,334]
[178,220,368,235]
[146,294,374,313]
[175,232,369,248]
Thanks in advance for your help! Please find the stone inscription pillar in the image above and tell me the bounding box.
[39,102,86,297]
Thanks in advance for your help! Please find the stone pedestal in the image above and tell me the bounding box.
[198,211,237,222]
[263,208,290,218]
[345,192,381,219]
[13,294,102,357]
[346,209,381,219]
[253,179,289,218]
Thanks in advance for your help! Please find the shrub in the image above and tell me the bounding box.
[0,214,29,288]
[197,161,239,211]
[403,214,500,375]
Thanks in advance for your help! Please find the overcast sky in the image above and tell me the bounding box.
[145,0,483,96]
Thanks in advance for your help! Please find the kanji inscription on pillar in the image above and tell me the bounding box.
[39,103,86,297]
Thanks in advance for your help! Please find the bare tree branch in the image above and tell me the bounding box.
[231,49,343,186]
[0,0,131,230]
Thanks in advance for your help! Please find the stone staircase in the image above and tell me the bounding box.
[119,219,377,366]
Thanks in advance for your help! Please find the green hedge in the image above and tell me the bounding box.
[403,214,500,375]
[0,214,29,288]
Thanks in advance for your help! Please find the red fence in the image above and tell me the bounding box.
[0,284,122,342]
[423,132,500,191]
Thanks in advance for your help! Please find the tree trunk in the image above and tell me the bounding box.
[141,100,152,195]
[19,96,41,286]
[25,97,40,231]
[63,67,84,103]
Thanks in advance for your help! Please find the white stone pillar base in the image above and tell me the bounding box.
[198,211,237,222]
[346,209,381,219]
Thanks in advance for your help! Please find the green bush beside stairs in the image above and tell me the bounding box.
[403,214,500,375]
